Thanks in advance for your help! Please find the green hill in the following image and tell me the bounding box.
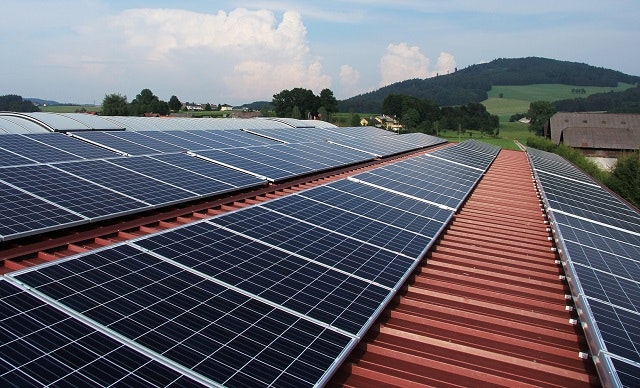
[339,57,640,113]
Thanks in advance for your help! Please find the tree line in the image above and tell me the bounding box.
[380,94,499,136]
[0,95,40,112]
[102,89,182,116]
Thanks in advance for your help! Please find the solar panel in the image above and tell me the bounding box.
[11,245,353,387]
[528,146,640,387]
[101,131,186,153]
[133,222,389,335]
[0,164,148,220]
[0,134,83,163]
[0,182,86,241]
[72,132,162,155]
[352,158,476,209]
[149,153,266,189]
[0,279,203,387]
[291,142,374,165]
[194,148,302,181]
[0,147,35,167]
[109,156,237,198]
[55,160,198,207]
[134,131,212,151]
[210,206,417,288]
[23,133,117,160]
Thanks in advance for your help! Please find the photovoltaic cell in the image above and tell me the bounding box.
[0,164,148,220]
[210,206,416,288]
[56,160,197,206]
[149,153,265,189]
[0,279,202,387]
[0,147,36,167]
[194,149,298,181]
[12,245,352,387]
[109,156,237,197]
[73,131,162,155]
[103,131,185,153]
[0,182,85,241]
[133,222,389,335]
[23,133,117,160]
[528,146,640,387]
[0,134,82,163]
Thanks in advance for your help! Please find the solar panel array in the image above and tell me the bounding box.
[1,140,499,387]
[527,147,640,388]
[1,124,447,242]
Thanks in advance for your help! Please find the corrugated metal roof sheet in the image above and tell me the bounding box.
[550,112,640,148]
[331,149,600,387]
[562,126,640,149]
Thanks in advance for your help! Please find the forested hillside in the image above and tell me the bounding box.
[554,85,640,113]
[339,57,640,113]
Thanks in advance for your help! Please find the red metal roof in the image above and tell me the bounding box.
[331,149,600,387]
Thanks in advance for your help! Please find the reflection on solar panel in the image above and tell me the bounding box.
[0,182,85,241]
[194,148,307,181]
[98,131,186,153]
[0,279,203,386]
[0,164,148,220]
[527,146,640,386]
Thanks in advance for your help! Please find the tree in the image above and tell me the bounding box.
[168,95,182,112]
[319,88,338,115]
[204,103,212,111]
[101,93,129,116]
[0,95,40,112]
[317,106,328,121]
[129,88,169,116]
[606,152,640,208]
[291,105,302,120]
[527,100,556,136]
[350,113,361,126]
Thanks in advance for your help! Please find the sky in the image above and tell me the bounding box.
[2,0,639,105]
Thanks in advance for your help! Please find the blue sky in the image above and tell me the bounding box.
[3,0,639,105]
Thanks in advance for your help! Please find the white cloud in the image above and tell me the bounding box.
[379,43,457,86]
[338,64,361,97]
[106,8,330,101]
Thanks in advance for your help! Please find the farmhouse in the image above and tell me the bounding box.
[548,112,640,156]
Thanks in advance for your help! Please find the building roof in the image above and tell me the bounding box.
[550,112,640,149]
[331,149,600,387]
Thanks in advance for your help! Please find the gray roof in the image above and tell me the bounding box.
[550,112,640,149]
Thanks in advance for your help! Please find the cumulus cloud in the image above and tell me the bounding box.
[379,43,456,86]
[108,8,329,101]
[339,64,361,96]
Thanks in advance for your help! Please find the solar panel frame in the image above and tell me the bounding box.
[0,134,83,163]
[72,131,162,155]
[23,133,118,160]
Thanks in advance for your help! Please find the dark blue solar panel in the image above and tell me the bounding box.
[262,194,432,258]
[293,142,374,165]
[150,153,265,189]
[0,147,36,167]
[24,133,117,160]
[73,131,161,155]
[610,357,640,388]
[251,144,332,171]
[0,280,202,387]
[0,164,148,219]
[430,141,499,169]
[213,130,278,147]
[134,222,389,335]
[0,134,82,163]
[109,156,237,197]
[105,131,185,153]
[0,182,85,241]
[211,206,416,288]
[529,146,640,386]
[13,245,352,387]
[135,131,211,150]
[56,160,197,206]
[327,180,452,223]
[194,149,296,181]
[587,299,640,364]
[353,156,479,209]
[181,130,236,148]
[301,182,452,236]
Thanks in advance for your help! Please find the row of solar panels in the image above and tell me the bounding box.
[1,140,501,387]
[0,128,446,242]
[527,148,640,388]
